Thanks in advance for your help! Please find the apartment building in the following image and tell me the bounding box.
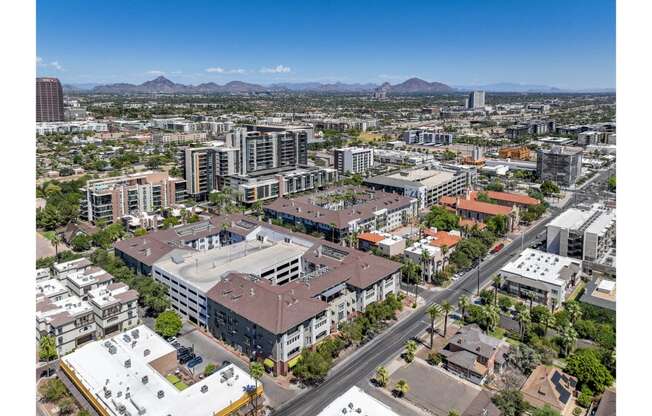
[53,258,93,280]
[80,171,187,224]
[152,131,208,145]
[36,295,97,355]
[536,146,583,186]
[264,187,417,243]
[401,128,454,145]
[364,167,470,209]
[307,117,378,132]
[205,222,401,375]
[500,249,582,309]
[65,266,114,299]
[87,282,139,337]
[546,204,616,262]
[334,147,374,175]
[374,148,435,166]
[35,121,109,135]
[36,279,70,303]
[357,232,406,257]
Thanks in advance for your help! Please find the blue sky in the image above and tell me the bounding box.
[37,0,615,88]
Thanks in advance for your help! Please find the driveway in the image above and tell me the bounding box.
[389,360,481,416]
[36,232,56,259]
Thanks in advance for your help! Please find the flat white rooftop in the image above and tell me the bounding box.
[67,267,113,288]
[317,386,400,416]
[36,295,91,323]
[501,248,580,287]
[54,257,92,274]
[548,204,614,235]
[597,279,616,293]
[62,325,258,416]
[154,240,308,292]
[388,168,456,187]
[36,279,68,300]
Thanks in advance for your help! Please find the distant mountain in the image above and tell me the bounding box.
[454,82,615,93]
[92,76,276,94]
[389,77,454,94]
[62,83,101,92]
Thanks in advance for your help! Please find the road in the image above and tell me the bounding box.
[273,169,613,416]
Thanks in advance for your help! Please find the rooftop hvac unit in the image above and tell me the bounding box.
[200,385,208,393]
[124,359,131,368]
[131,329,140,339]
[109,345,117,355]
[143,349,150,357]
[141,375,148,384]
[157,390,165,399]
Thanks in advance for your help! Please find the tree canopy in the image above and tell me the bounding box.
[154,310,182,338]
[565,349,614,393]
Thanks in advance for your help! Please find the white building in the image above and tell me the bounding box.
[546,204,616,262]
[60,325,261,416]
[152,239,308,326]
[404,238,443,282]
[36,279,70,303]
[53,258,93,280]
[87,282,140,338]
[317,386,401,416]
[334,147,374,175]
[466,90,486,109]
[65,266,114,299]
[36,295,96,355]
[500,249,582,308]
[36,121,109,135]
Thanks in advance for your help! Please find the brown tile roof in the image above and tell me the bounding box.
[207,273,329,335]
[458,219,487,230]
[441,196,513,216]
[264,187,414,229]
[521,365,577,413]
[471,191,539,206]
[594,389,616,416]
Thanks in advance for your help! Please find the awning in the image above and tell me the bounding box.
[320,283,347,299]
[263,358,274,369]
[287,354,302,369]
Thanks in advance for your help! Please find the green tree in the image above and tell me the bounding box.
[58,397,76,415]
[565,301,583,325]
[558,324,578,357]
[204,363,217,376]
[507,344,541,375]
[565,349,614,393]
[39,336,58,362]
[485,181,505,192]
[394,379,409,397]
[70,234,92,252]
[154,310,182,338]
[423,206,460,231]
[249,361,265,414]
[486,215,509,236]
[540,180,560,196]
[607,175,616,192]
[492,389,530,416]
[133,227,148,237]
[375,366,389,387]
[577,385,594,408]
[448,411,461,416]
[427,304,442,348]
[481,305,500,332]
[458,295,470,318]
[517,308,531,341]
[492,275,502,306]
[441,301,454,337]
[43,378,68,402]
[293,349,332,385]
[498,295,513,312]
[404,340,418,363]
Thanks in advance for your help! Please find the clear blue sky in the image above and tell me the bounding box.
[37,0,615,88]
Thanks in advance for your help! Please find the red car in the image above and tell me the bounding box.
[491,243,504,254]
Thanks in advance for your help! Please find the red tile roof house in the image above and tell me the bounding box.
[470,190,539,210]
[440,195,518,232]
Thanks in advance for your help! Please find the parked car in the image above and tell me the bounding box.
[187,356,203,368]
[179,353,196,365]
[166,336,177,344]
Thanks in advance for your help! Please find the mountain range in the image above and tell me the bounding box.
[62,76,613,94]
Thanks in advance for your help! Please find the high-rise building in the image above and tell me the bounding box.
[334,147,374,174]
[536,146,583,186]
[466,90,486,109]
[36,77,64,122]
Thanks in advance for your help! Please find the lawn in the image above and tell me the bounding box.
[489,327,506,339]
[174,381,189,391]
[166,374,180,384]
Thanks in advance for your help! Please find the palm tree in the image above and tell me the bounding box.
[516,308,531,341]
[458,295,470,319]
[427,304,442,348]
[404,340,417,363]
[249,361,264,415]
[420,249,431,282]
[542,314,556,338]
[492,275,502,306]
[558,324,578,357]
[565,301,582,325]
[394,379,409,397]
[329,222,337,242]
[48,233,62,261]
[441,301,454,337]
[481,305,500,332]
[375,366,389,387]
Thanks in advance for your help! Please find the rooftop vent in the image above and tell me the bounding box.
[141,375,148,384]
[157,390,164,399]
[144,349,150,357]
[124,359,131,368]
[200,385,208,393]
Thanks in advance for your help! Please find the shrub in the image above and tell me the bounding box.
[204,363,217,376]
[427,352,442,366]
[43,378,68,402]
[577,386,593,408]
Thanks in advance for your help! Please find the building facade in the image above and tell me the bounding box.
[36,77,64,122]
[536,146,583,186]
[334,147,374,175]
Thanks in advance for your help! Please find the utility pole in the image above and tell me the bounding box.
[476,258,481,296]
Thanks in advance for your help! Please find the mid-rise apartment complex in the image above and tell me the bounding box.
[500,249,582,309]
[36,77,64,122]
[546,204,616,262]
[181,126,336,203]
[80,171,187,224]
[536,146,583,186]
[264,187,417,243]
[401,128,454,145]
[334,147,374,174]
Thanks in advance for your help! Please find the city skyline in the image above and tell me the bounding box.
[37,0,615,89]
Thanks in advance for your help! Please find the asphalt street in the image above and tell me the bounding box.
[273,169,613,416]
